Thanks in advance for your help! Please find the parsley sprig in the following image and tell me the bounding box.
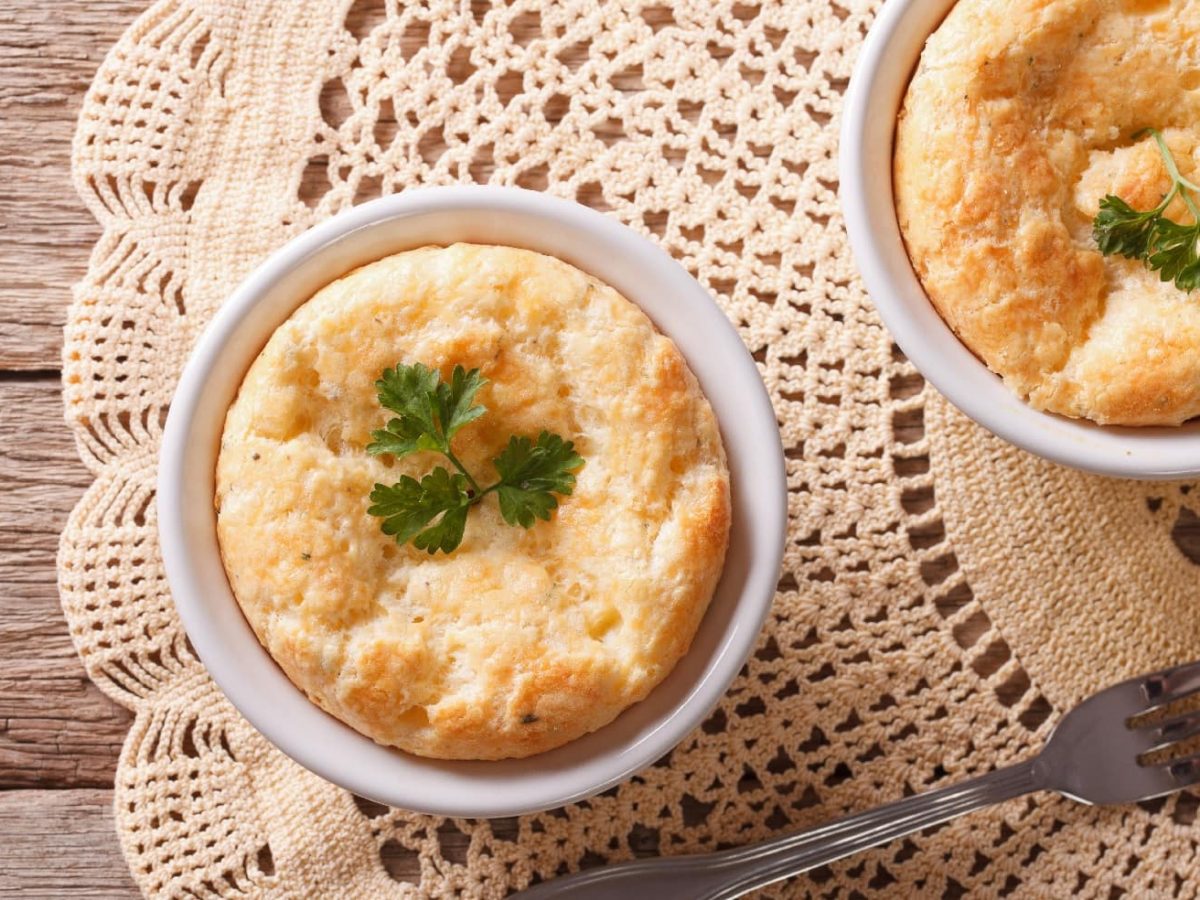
[366,363,583,554]
[1093,128,1200,292]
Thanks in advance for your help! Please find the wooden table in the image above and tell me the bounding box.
[7,3,1200,896]
[2,3,166,894]
[1,3,516,893]
[0,3,556,891]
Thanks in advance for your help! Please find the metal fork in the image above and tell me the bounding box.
[515,660,1200,900]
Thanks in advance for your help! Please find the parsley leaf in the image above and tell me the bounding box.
[367,467,471,554]
[367,363,487,458]
[412,502,470,554]
[368,363,442,456]
[1093,128,1200,293]
[493,431,585,527]
[365,363,584,553]
[1148,218,1200,292]
[436,365,488,441]
[1093,195,1162,260]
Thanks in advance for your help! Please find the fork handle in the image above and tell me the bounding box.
[516,759,1042,900]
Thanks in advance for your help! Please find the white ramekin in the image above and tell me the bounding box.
[841,0,1200,479]
[158,186,787,817]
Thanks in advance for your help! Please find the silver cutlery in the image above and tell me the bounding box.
[515,660,1200,899]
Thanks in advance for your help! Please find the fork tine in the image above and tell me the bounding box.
[1140,660,1200,708]
[1137,711,1200,754]
[1158,752,1200,788]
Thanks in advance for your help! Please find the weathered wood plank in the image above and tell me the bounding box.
[0,789,138,897]
[0,787,512,897]
[0,1,146,370]
[4,374,1200,788]
[2,0,1200,889]
[0,789,502,896]
[0,378,132,788]
[0,0,571,371]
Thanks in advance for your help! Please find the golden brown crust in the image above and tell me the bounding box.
[895,0,1200,426]
[215,243,730,759]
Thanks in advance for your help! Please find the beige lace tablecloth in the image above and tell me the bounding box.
[59,0,1200,895]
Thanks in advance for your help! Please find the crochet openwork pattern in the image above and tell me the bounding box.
[60,0,1200,895]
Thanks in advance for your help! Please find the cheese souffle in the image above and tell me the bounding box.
[895,0,1200,426]
[215,243,730,760]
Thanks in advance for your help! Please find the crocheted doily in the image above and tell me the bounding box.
[60,0,1200,895]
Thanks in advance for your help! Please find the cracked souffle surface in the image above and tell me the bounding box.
[215,243,730,759]
[895,0,1200,425]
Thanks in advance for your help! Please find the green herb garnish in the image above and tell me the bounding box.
[366,363,583,554]
[1093,128,1200,292]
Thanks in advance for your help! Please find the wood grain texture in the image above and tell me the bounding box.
[0,378,132,789]
[0,790,138,897]
[0,3,144,890]
[0,3,551,890]
[3,0,1200,894]
[0,0,145,370]
[3,375,1198,785]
